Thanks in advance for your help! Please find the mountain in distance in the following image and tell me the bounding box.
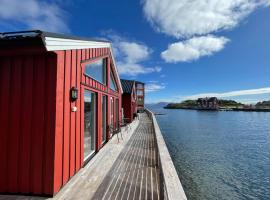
[146,102,169,109]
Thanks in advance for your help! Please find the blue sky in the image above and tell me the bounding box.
[1,0,270,103]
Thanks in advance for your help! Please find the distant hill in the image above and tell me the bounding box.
[164,100,197,109]
[146,102,169,109]
[218,99,244,107]
[164,99,245,109]
[256,100,270,108]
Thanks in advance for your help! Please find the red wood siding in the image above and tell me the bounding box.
[122,94,132,122]
[0,53,57,195]
[0,46,122,196]
[53,47,122,194]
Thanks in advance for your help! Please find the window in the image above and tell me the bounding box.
[85,59,106,84]
[137,90,143,96]
[110,97,114,127]
[110,71,117,91]
[115,99,119,130]
[102,95,107,143]
[84,90,96,160]
[137,84,143,89]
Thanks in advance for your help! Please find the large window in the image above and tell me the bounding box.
[85,59,106,84]
[110,71,117,91]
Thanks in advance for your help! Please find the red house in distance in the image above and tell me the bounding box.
[121,79,137,123]
[135,81,145,112]
[0,30,123,196]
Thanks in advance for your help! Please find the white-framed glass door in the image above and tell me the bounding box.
[102,95,107,143]
[84,90,96,161]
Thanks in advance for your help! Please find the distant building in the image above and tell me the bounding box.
[120,79,137,123]
[197,97,219,109]
[135,81,145,112]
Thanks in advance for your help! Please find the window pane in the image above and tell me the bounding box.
[102,95,107,143]
[85,59,106,84]
[110,97,114,127]
[137,90,143,96]
[137,84,143,89]
[84,90,96,160]
[110,71,117,91]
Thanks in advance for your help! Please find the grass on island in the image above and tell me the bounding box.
[164,99,270,110]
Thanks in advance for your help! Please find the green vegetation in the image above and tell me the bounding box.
[164,99,244,109]
[218,100,244,108]
[164,100,197,109]
[256,100,270,108]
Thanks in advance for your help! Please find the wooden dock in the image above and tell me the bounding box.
[92,113,160,200]
[0,113,161,200]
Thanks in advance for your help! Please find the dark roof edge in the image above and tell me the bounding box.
[0,30,110,43]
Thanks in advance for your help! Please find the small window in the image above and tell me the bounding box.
[85,59,106,85]
[137,90,143,96]
[137,84,143,89]
[110,71,117,91]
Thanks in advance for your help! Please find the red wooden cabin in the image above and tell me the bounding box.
[120,79,137,123]
[0,30,123,196]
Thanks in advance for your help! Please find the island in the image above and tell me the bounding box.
[164,98,270,112]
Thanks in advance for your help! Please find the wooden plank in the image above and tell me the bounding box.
[31,55,46,194]
[18,56,34,193]
[63,50,71,184]
[53,51,65,193]
[7,57,22,193]
[89,49,93,59]
[69,50,77,177]
[75,49,81,171]
[82,49,85,61]
[0,58,11,193]
[43,53,57,195]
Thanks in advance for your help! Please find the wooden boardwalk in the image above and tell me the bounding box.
[0,113,160,200]
[92,113,160,200]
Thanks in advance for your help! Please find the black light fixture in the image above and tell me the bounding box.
[70,87,78,102]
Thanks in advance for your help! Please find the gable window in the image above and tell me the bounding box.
[110,71,117,91]
[85,58,107,85]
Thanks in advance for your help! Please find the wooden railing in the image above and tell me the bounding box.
[145,109,187,200]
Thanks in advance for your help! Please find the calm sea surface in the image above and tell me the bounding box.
[150,107,270,200]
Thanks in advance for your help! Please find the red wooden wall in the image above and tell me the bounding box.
[122,85,137,123]
[53,47,122,194]
[0,52,57,195]
[0,47,122,196]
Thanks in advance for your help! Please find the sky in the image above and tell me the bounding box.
[1,0,270,104]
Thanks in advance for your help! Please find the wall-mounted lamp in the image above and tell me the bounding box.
[70,87,78,102]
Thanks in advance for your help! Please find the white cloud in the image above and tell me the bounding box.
[118,42,151,63]
[161,35,229,63]
[145,82,166,92]
[142,0,270,38]
[105,32,162,76]
[180,87,270,100]
[0,0,69,32]
[117,63,161,76]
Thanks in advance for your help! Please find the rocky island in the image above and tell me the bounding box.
[164,98,270,112]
